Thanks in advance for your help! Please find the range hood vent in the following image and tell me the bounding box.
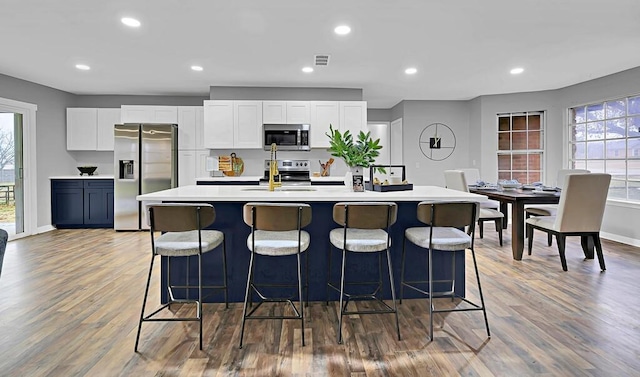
[314,54,330,66]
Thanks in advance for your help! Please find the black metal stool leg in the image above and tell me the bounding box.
[239,251,256,349]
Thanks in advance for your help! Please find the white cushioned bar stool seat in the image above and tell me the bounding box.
[135,203,228,352]
[405,226,471,251]
[240,202,312,349]
[155,229,224,257]
[329,228,390,252]
[326,201,401,344]
[400,201,490,342]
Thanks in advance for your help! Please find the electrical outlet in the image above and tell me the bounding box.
[415,162,420,168]
[472,159,476,166]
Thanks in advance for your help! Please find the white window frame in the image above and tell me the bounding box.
[496,111,546,184]
[568,94,640,203]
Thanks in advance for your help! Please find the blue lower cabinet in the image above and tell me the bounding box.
[51,179,114,228]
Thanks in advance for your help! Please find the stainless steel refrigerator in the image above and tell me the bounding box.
[114,124,178,230]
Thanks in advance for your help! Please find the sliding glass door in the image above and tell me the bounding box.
[0,112,23,235]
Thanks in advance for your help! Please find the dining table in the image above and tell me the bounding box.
[468,187,594,261]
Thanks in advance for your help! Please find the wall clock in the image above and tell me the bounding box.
[419,123,456,161]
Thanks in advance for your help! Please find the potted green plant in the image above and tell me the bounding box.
[326,124,384,191]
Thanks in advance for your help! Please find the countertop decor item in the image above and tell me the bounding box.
[366,165,413,192]
[77,166,97,176]
[326,124,384,192]
[319,158,334,176]
[222,153,244,177]
[325,125,384,172]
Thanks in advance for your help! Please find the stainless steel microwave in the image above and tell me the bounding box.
[263,124,310,151]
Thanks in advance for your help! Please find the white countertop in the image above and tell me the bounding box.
[196,176,263,182]
[195,175,347,182]
[50,175,114,179]
[310,176,346,182]
[137,185,487,202]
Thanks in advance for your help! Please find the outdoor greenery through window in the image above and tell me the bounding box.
[569,95,640,202]
[497,111,544,184]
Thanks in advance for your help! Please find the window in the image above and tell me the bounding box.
[569,95,640,202]
[497,111,544,183]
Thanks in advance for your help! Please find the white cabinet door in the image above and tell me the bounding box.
[310,101,339,148]
[262,101,286,124]
[203,101,234,149]
[67,108,97,150]
[178,106,199,150]
[286,101,310,123]
[195,106,204,150]
[153,106,178,123]
[96,108,121,151]
[195,150,211,180]
[234,101,262,148]
[178,150,197,186]
[178,150,210,186]
[121,105,178,123]
[340,101,367,135]
[121,105,152,123]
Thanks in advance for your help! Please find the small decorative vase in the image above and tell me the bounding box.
[344,171,353,191]
[351,166,365,192]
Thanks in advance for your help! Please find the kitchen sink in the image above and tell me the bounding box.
[241,187,317,192]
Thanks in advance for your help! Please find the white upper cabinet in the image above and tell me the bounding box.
[121,105,178,123]
[177,106,204,150]
[203,101,233,148]
[340,101,367,135]
[233,101,263,148]
[203,100,262,149]
[310,101,340,148]
[67,108,98,150]
[263,101,310,124]
[96,108,120,151]
[262,101,287,123]
[67,108,119,151]
[286,101,310,123]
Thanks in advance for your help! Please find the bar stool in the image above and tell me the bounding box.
[239,202,312,348]
[400,201,490,341]
[135,203,228,352]
[326,202,400,344]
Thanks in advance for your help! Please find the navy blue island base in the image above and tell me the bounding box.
[160,201,467,303]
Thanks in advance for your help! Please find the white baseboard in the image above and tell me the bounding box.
[600,231,640,248]
[37,225,56,234]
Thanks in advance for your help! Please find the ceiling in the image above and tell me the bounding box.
[2,0,640,108]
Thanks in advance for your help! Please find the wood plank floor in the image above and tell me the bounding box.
[0,227,639,376]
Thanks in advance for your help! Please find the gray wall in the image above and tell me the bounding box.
[397,100,471,187]
[210,86,362,101]
[73,95,207,108]
[0,74,75,228]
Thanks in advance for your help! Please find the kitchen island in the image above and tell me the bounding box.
[137,185,487,303]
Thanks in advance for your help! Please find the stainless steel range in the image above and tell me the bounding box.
[259,159,311,186]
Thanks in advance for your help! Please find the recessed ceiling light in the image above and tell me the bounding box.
[334,25,351,35]
[121,17,141,27]
[405,67,417,75]
[75,64,90,71]
[302,67,314,73]
[510,67,524,74]
[191,65,203,72]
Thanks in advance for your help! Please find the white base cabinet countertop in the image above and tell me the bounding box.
[137,185,487,202]
[49,175,115,180]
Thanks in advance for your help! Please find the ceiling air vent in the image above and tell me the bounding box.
[314,54,330,66]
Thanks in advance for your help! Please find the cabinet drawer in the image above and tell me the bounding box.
[84,180,114,189]
[52,180,83,189]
